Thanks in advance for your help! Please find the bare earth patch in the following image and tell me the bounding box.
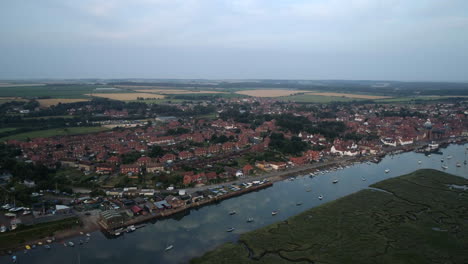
[236,89,305,97]
[86,93,165,101]
[135,89,226,94]
[37,98,90,107]
[306,92,390,99]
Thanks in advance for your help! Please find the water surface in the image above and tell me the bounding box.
[3,143,467,264]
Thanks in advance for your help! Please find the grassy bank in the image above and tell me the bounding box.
[0,126,108,141]
[192,169,468,264]
[0,217,81,251]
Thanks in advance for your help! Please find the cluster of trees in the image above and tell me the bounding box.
[269,133,308,155]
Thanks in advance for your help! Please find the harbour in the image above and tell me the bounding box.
[1,143,467,264]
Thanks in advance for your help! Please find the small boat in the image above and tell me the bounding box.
[86,233,91,237]
[318,195,323,200]
[441,165,448,170]
[361,177,366,181]
[80,232,84,235]
[32,245,36,249]
[63,243,67,247]
[44,245,51,250]
[12,255,17,263]
[332,179,338,184]
[79,240,83,245]
[229,210,236,215]
[441,159,444,162]
[126,225,136,232]
[296,202,302,206]
[385,169,390,173]
[226,227,235,232]
[0,225,6,232]
[247,218,254,223]
[115,232,121,236]
[25,245,31,250]
[456,163,461,167]
[68,241,75,247]
[46,239,53,243]
[37,242,43,246]
[271,211,278,216]
[305,188,312,192]
[418,160,422,164]
[165,245,174,251]
[447,155,452,159]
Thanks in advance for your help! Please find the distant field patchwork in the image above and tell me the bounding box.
[236,89,305,97]
[135,89,226,94]
[305,92,390,99]
[85,93,165,101]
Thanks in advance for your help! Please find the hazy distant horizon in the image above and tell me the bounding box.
[1,1,467,81]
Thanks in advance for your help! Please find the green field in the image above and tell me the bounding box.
[280,94,359,103]
[0,85,133,99]
[0,126,108,141]
[0,127,17,133]
[0,217,81,251]
[192,169,468,264]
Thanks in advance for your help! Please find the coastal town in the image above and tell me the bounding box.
[0,96,467,253]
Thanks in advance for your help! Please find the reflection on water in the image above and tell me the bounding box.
[3,143,468,264]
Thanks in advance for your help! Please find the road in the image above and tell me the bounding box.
[184,156,356,194]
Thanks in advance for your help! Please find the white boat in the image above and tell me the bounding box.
[165,245,174,251]
[229,211,236,215]
[441,165,448,170]
[115,232,121,236]
[418,160,422,164]
[246,218,254,223]
[86,233,91,237]
[447,155,452,159]
[0,225,6,232]
[226,227,235,232]
[305,188,312,192]
[361,177,366,181]
[68,241,74,247]
[318,195,323,200]
[332,179,338,184]
[385,169,390,173]
[456,163,461,167]
[126,225,136,232]
[271,211,278,216]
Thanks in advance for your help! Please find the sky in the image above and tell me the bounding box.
[1,0,468,81]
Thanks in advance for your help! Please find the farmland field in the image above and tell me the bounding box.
[236,89,305,97]
[135,89,226,94]
[305,92,390,99]
[193,169,468,264]
[85,93,165,101]
[37,98,90,107]
[0,127,108,141]
[281,94,357,103]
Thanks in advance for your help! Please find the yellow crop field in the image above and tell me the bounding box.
[235,89,305,97]
[86,93,165,101]
[37,98,90,107]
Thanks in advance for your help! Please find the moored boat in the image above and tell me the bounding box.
[226,227,235,232]
[165,245,174,251]
[318,195,323,200]
[271,211,278,216]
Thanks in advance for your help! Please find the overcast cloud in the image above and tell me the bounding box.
[1,0,467,81]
